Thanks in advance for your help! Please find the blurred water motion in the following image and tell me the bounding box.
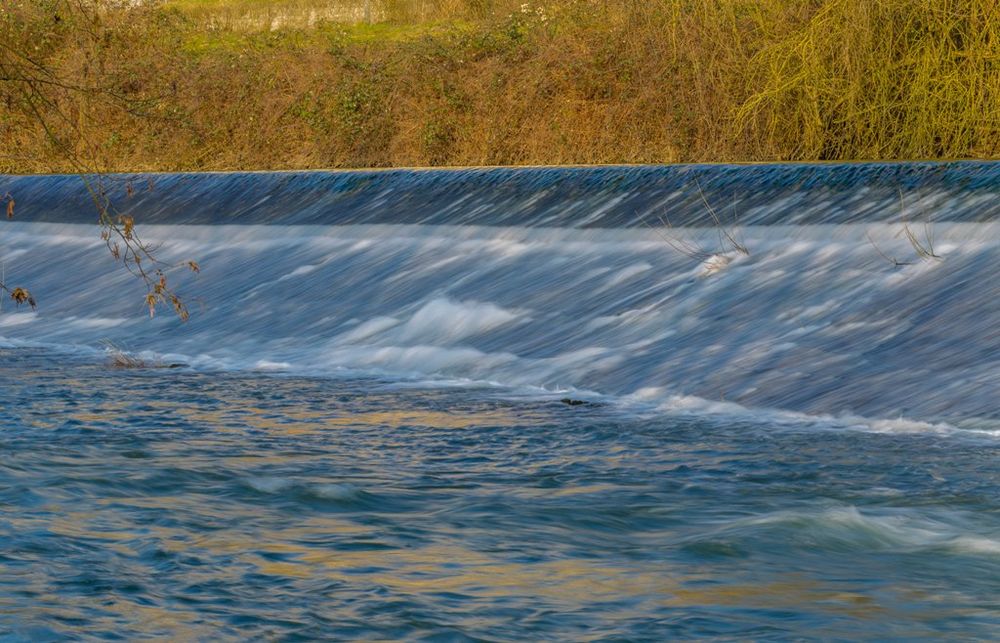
[1,351,997,639]
[1,163,999,638]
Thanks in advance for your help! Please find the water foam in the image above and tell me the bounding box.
[394,298,524,344]
[712,506,1000,556]
[2,220,998,436]
[3,163,1000,434]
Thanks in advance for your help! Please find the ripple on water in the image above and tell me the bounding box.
[0,349,997,639]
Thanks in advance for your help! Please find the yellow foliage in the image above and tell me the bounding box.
[9,287,35,309]
[3,0,1000,171]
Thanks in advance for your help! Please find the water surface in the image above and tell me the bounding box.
[1,350,997,640]
[2,163,1000,639]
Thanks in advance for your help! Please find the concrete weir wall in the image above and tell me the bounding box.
[5,162,1000,227]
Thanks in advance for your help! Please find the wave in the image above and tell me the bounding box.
[689,506,1000,557]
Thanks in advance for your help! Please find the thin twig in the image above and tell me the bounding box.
[866,231,912,267]
[897,189,942,261]
[636,209,714,261]
[694,178,750,256]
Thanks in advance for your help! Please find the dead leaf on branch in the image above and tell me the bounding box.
[118,214,135,240]
[2,178,197,321]
[10,287,36,309]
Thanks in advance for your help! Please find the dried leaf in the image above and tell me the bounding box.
[10,287,35,309]
[6,198,13,220]
[187,260,200,273]
[119,215,135,240]
[171,295,189,322]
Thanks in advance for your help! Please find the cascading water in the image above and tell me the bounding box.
[2,163,999,427]
[1,164,998,639]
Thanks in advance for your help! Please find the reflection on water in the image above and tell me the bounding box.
[1,349,998,639]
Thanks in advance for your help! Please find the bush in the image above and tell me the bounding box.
[3,0,999,173]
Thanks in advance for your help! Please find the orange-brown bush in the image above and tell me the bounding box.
[3,0,1000,174]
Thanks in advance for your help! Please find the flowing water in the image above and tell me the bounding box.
[1,164,998,639]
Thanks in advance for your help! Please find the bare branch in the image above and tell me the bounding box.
[636,209,715,261]
[866,231,912,268]
[897,189,942,262]
[694,178,749,256]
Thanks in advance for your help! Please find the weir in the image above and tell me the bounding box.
[2,162,999,424]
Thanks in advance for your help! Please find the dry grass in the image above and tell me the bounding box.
[103,341,157,369]
[3,0,1000,174]
[101,340,188,369]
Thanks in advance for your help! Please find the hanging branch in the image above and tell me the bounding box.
[1,0,199,318]
[0,192,33,308]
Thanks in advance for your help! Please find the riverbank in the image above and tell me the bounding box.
[3,1,999,173]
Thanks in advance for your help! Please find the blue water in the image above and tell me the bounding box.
[2,349,997,640]
[1,164,1000,639]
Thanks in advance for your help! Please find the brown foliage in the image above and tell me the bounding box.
[1,1,200,319]
[4,0,1000,175]
[8,286,35,309]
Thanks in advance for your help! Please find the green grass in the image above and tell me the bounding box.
[162,0,509,29]
[164,0,362,18]
[180,20,456,55]
[168,0,477,54]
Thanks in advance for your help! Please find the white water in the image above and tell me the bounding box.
[2,218,999,433]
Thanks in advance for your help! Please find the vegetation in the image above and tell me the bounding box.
[1,0,200,315]
[3,0,1000,175]
[103,340,157,369]
[102,339,187,368]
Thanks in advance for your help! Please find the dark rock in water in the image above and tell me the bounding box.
[166,363,188,369]
[560,398,605,408]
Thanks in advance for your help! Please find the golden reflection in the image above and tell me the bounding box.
[11,502,927,628]
[113,402,520,436]
[31,503,898,621]
[666,579,889,619]
[322,409,517,430]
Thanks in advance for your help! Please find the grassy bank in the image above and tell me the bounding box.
[3,0,1000,173]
